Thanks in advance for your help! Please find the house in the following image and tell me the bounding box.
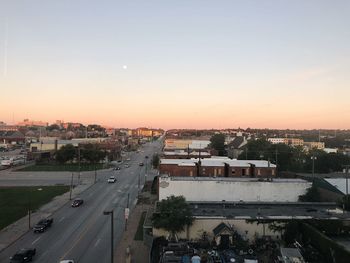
[226,136,248,159]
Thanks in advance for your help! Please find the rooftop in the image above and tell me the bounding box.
[186,201,349,220]
[160,157,276,168]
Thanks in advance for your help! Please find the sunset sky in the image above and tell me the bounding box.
[0,0,349,129]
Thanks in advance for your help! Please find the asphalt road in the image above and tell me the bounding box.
[0,140,162,263]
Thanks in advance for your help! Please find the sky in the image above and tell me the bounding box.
[0,0,349,129]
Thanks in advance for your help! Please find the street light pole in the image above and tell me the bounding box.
[69,172,74,200]
[103,210,114,263]
[311,155,317,182]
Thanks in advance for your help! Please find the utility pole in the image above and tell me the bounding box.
[94,164,97,184]
[69,172,74,200]
[78,145,81,184]
[311,155,317,183]
[125,193,130,231]
[343,165,350,211]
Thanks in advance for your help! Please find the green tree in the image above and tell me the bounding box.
[152,153,160,169]
[152,195,193,239]
[299,185,321,202]
[56,144,76,164]
[210,133,226,156]
[81,144,106,164]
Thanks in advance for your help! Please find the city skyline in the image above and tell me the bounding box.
[1,0,350,129]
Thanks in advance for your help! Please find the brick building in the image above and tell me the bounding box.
[159,157,276,177]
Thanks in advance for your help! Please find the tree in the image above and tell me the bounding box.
[299,185,321,202]
[210,133,226,156]
[56,144,76,164]
[81,144,106,164]
[152,153,160,169]
[152,195,193,239]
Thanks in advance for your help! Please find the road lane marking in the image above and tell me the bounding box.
[59,217,65,222]
[94,238,101,247]
[32,236,41,245]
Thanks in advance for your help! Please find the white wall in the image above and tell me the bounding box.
[153,218,284,243]
[159,177,311,202]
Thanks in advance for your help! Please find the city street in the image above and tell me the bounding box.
[0,140,162,263]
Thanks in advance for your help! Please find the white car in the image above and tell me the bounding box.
[59,260,74,263]
[107,176,116,183]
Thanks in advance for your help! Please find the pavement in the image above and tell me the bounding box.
[0,140,162,263]
[115,204,151,263]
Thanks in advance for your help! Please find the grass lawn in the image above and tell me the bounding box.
[134,211,147,241]
[0,186,70,230]
[17,163,104,172]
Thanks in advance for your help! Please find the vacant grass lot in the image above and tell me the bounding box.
[0,186,70,230]
[17,163,104,172]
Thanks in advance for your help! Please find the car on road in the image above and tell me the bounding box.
[113,166,121,170]
[33,218,53,233]
[124,164,130,168]
[126,158,131,161]
[59,260,75,263]
[139,162,144,166]
[71,198,84,207]
[107,176,117,183]
[10,248,36,262]
[145,155,149,159]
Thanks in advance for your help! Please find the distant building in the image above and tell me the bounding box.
[0,122,18,132]
[303,141,325,150]
[268,138,286,144]
[159,157,276,177]
[164,139,210,151]
[0,131,25,145]
[17,119,48,127]
[323,148,338,153]
[162,150,211,159]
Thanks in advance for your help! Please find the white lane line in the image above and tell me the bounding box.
[94,238,101,247]
[32,236,41,245]
[58,217,65,222]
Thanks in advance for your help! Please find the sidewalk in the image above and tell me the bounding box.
[115,203,151,263]
[0,181,93,252]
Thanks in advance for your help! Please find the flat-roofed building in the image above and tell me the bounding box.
[158,176,311,202]
[159,157,276,177]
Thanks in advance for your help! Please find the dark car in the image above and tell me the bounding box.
[71,199,84,207]
[33,218,53,233]
[10,248,36,262]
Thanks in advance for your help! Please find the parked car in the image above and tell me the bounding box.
[10,248,36,262]
[33,218,53,233]
[71,199,84,207]
[59,260,75,263]
[107,176,116,183]
[139,162,144,166]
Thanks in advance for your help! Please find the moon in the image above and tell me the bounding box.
[123,65,127,70]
